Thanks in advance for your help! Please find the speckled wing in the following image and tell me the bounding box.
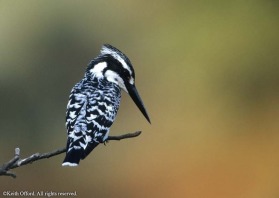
[63,84,88,166]
[63,80,121,166]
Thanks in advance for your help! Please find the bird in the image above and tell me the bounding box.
[62,44,150,166]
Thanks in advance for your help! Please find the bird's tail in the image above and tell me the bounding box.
[62,140,99,166]
[82,141,99,160]
[62,148,83,166]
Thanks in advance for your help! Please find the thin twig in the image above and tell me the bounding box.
[107,131,141,140]
[0,131,141,178]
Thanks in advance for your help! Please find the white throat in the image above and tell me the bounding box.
[104,70,128,93]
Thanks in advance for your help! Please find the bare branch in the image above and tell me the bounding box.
[0,148,20,178]
[107,131,141,141]
[0,131,141,178]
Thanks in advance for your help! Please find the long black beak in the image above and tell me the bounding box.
[126,83,151,124]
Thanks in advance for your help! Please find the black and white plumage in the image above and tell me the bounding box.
[62,44,150,166]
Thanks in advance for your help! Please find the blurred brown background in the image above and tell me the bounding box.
[1,0,279,197]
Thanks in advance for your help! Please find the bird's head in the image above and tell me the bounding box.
[87,44,150,123]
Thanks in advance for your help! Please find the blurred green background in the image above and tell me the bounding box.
[1,0,279,197]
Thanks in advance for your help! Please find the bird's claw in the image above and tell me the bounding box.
[103,139,109,146]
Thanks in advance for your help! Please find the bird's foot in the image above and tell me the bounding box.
[103,139,109,146]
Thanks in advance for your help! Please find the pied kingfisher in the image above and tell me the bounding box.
[62,44,150,166]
